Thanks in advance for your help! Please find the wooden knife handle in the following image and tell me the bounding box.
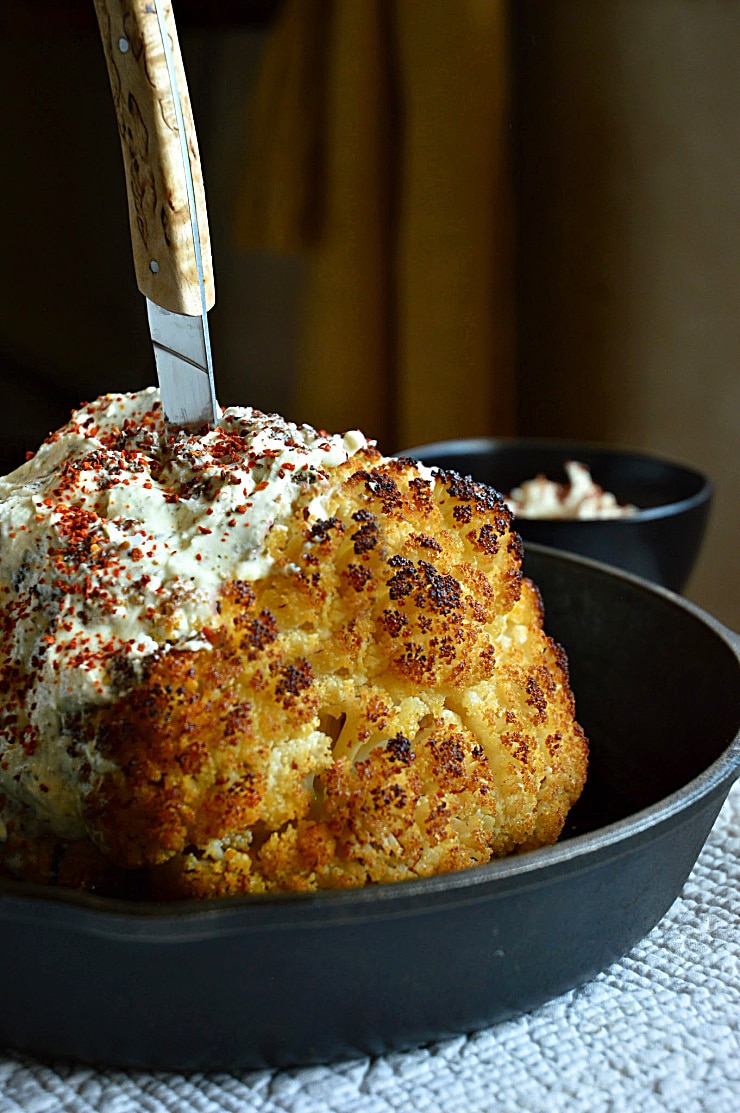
[93,0,215,315]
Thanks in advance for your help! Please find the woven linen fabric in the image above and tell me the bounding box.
[1,781,738,1113]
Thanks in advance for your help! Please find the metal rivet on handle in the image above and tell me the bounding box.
[118,37,130,53]
[150,261,160,273]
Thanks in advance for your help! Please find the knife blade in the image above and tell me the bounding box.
[93,0,218,431]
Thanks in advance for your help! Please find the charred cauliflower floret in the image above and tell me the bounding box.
[0,391,587,898]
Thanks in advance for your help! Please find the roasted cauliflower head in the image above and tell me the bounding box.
[0,391,587,897]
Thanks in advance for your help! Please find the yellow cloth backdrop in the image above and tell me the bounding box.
[235,0,515,452]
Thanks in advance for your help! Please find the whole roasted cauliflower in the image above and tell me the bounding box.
[0,391,587,897]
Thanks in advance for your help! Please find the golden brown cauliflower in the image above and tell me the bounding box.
[0,397,587,898]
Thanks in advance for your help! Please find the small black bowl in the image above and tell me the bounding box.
[401,438,713,593]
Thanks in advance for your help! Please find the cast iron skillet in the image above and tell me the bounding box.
[0,546,738,1071]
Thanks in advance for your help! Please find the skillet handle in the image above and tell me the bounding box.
[93,0,215,315]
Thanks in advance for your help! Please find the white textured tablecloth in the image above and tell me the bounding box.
[2,782,738,1113]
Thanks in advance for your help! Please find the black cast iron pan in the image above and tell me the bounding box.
[1,545,738,1071]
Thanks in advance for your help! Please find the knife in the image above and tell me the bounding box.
[93,0,218,431]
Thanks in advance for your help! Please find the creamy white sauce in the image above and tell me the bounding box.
[506,460,636,520]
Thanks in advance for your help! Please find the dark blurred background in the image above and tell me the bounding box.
[0,0,737,627]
